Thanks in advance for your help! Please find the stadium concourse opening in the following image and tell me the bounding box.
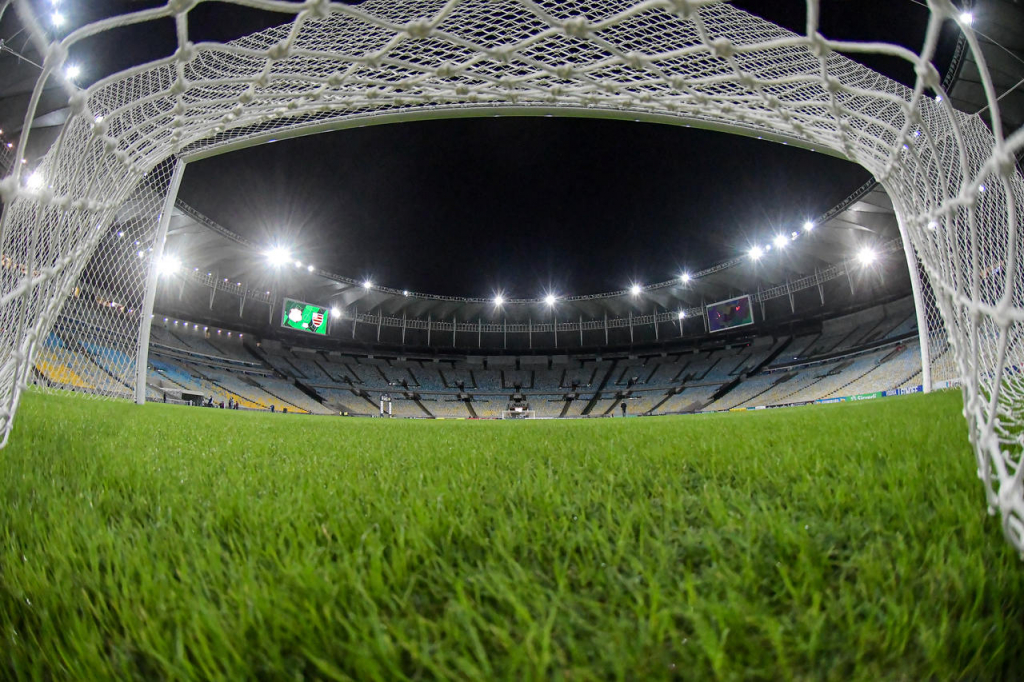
[2,0,1024,676]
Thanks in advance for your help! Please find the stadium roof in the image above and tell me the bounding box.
[2,1,1021,341]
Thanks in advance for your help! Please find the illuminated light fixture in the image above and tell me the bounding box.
[51,11,64,26]
[927,221,938,231]
[857,246,878,266]
[94,115,104,123]
[25,172,44,190]
[680,273,691,283]
[264,245,291,266]
[204,326,208,331]
[294,260,302,267]
[363,280,373,289]
[64,64,81,80]
[155,254,180,276]
[935,95,942,102]
[402,290,409,296]
[748,246,764,260]
[678,311,686,320]
[163,318,168,322]
[630,284,642,296]
[791,231,799,239]
[544,294,557,307]
[306,264,314,272]
[979,184,986,193]
[803,220,815,232]
[136,250,145,258]
[331,306,341,317]
[494,294,504,307]
[959,11,973,25]
[773,234,788,249]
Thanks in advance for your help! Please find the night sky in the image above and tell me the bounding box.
[179,118,871,297]
[16,0,956,297]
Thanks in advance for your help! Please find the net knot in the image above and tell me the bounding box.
[43,42,68,73]
[176,42,197,64]
[807,33,830,59]
[913,61,940,90]
[993,148,1017,178]
[555,65,575,80]
[665,0,697,19]
[709,38,734,59]
[267,42,290,61]
[625,52,646,70]
[405,19,433,39]
[69,94,90,124]
[306,0,332,19]
[435,63,459,78]
[168,0,199,15]
[563,17,590,38]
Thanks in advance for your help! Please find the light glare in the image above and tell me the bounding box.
[544,294,556,306]
[857,246,877,266]
[748,246,764,260]
[773,234,788,249]
[265,246,291,266]
[156,254,180,276]
[803,221,814,231]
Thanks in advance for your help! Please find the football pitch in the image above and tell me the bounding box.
[2,390,1022,680]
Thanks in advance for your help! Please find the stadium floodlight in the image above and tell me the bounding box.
[306,264,314,272]
[680,273,691,284]
[678,311,686,320]
[64,64,80,80]
[494,294,504,307]
[630,284,642,296]
[748,246,764,261]
[294,260,302,267]
[363,280,373,289]
[156,254,180,276]
[803,220,815,232]
[856,246,877,266]
[773,234,788,249]
[544,294,557,306]
[264,245,291,266]
[959,11,973,25]
[24,172,43,190]
[927,221,938,231]
[51,11,64,26]
[331,306,341,317]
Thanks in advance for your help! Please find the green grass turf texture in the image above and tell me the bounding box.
[2,389,1022,680]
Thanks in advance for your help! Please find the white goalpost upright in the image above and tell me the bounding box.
[1,0,1023,554]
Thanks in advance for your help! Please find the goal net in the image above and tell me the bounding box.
[1,0,1022,555]
[502,410,537,419]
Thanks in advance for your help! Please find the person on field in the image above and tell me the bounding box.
[620,401,627,417]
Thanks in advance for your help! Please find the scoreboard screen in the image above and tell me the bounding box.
[707,295,754,333]
[281,298,329,335]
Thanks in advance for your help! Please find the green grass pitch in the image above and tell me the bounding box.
[2,389,1022,680]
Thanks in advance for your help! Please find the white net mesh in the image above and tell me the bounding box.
[0,0,1022,553]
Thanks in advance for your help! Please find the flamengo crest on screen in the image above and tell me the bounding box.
[282,298,330,335]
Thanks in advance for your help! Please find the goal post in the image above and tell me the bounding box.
[1,0,1022,554]
[501,410,536,420]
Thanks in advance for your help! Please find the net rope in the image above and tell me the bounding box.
[1,0,1023,554]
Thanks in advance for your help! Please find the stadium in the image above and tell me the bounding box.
[2,0,1024,677]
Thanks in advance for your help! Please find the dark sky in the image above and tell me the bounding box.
[15,0,957,296]
[179,118,871,297]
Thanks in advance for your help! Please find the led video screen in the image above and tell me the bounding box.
[707,295,754,333]
[281,298,329,335]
